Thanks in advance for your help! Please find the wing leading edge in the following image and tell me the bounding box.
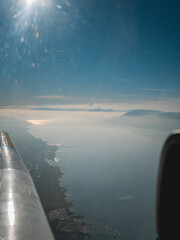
[0,131,55,240]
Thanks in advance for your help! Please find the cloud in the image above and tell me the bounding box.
[36,95,108,102]
[1,95,180,113]
[29,107,122,113]
[37,95,79,100]
[142,88,180,93]
[35,94,180,112]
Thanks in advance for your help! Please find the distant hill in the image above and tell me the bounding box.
[123,109,180,119]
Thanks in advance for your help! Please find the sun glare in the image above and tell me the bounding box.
[26,0,36,6]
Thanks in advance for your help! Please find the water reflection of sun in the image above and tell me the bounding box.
[27,119,52,125]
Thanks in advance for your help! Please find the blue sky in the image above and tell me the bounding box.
[0,0,180,106]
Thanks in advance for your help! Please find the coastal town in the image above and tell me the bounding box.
[47,207,121,240]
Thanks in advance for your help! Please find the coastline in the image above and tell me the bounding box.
[0,116,88,239]
[0,116,121,240]
[31,160,72,211]
[22,129,89,239]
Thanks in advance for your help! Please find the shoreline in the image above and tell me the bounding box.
[31,161,72,212]
[27,142,89,239]
[0,116,121,240]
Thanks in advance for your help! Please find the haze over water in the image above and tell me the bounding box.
[25,109,180,240]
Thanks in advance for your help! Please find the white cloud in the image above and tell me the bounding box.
[36,95,108,102]
[1,97,180,113]
[142,88,180,93]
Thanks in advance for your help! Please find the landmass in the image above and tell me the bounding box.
[0,116,121,240]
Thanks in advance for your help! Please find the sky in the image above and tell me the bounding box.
[0,0,180,108]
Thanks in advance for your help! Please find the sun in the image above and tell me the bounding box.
[26,0,37,6]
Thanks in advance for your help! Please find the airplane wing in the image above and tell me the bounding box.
[0,131,55,240]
